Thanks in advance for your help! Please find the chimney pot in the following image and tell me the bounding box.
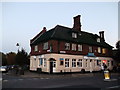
[42,27,47,33]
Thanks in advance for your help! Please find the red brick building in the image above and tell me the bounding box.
[30,15,113,73]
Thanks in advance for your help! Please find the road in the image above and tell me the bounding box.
[1,72,120,90]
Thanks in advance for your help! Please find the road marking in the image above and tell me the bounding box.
[41,78,44,79]
[107,85,120,89]
[46,78,49,79]
[33,78,38,80]
[3,80,8,82]
[104,79,117,81]
[18,79,23,80]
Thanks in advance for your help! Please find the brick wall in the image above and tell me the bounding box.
[30,40,112,57]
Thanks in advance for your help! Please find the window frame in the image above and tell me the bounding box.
[97,38,100,42]
[72,59,76,67]
[78,44,82,51]
[39,58,43,66]
[34,45,38,52]
[97,60,101,66]
[72,44,76,51]
[89,46,93,53]
[65,43,70,50]
[98,47,101,53]
[43,42,48,50]
[53,61,56,68]
[77,59,82,67]
[102,48,106,54]
[43,58,47,67]
[65,58,69,67]
[72,32,77,38]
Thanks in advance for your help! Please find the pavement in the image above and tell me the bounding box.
[4,69,120,79]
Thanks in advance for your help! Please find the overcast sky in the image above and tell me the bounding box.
[1,2,118,54]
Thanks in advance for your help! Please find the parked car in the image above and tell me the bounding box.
[0,66,9,73]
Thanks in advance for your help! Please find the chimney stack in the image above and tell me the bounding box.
[99,31,105,42]
[30,27,46,44]
[73,15,82,31]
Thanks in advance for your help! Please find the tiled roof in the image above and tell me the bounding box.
[31,25,113,48]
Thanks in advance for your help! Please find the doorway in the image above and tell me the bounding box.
[49,58,56,74]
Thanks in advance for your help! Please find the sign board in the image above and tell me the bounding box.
[84,56,99,59]
[87,53,95,57]
[60,51,66,53]
[59,58,64,60]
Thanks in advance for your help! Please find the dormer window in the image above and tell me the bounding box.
[97,38,100,42]
[72,32,77,38]
[43,42,48,50]
[34,45,38,52]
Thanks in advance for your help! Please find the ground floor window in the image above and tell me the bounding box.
[107,60,110,67]
[97,60,101,66]
[65,59,69,67]
[44,58,47,67]
[77,59,82,67]
[39,58,43,66]
[72,59,76,67]
[33,56,36,67]
[53,61,56,67]
[60,58,64,65]
[85,59,88,67]
[111,61,114,66]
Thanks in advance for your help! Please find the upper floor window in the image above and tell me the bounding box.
[98,47,101,53]
[65,43,70,50]
[97,38,100,42]
[43,42,48,50]
[102,48,106,54]
[72,44,76,51]
[72,32,77,38]
[89,46,92,53]
[34,45,38,52]
[78,44,82,51]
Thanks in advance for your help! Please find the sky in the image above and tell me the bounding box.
[1,2,118,54]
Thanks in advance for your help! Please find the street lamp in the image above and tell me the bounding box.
[16,43,20,52]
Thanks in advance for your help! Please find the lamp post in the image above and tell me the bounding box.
[16,43,20,52]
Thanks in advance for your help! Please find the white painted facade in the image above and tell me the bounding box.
[30,54,113,73]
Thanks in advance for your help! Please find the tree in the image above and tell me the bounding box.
[6,52,16,65]
[0,52,7,66]
[15,48,29,66]
[116,40,120,50]
[114,40,120,64]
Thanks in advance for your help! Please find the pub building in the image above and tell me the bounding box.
[30,15,113,73]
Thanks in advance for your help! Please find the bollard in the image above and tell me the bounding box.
[104,70,110,80]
